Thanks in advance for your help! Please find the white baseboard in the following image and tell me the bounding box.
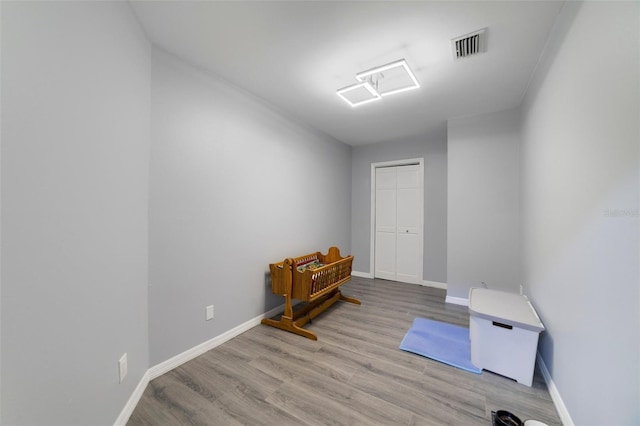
[445,295,469,306]
[148,303,286,380]
[114,370,149,426]
[351,270,373,279]
[352,272,446,291]
[114,302,288,425]
[421,280,447,290]
[536,352,574,426]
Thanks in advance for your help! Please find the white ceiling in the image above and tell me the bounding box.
[130,1,564,146]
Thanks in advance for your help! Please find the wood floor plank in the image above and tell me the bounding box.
[247,343,356,385]
[128,278,563,426]
[251,354,414,425]
[239,329,357,382]
[128,372,243,426]
[310,320,431,374]
[193,351,283,400]
[348,370,487,425]
[211,388,305,426]
[331,343,489,422]
[265,381,376,426]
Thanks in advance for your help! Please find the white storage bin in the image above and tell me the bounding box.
[468,288,544,386]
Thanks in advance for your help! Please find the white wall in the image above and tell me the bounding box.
[1,2,150,425]
[350,126,448,283]
[148,49,352,365]
[447,109,521,299]
[521,2,639,424]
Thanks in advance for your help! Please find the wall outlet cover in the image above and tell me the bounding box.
[206,305,214,321]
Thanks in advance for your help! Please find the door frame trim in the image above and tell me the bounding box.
[370,158,424,282]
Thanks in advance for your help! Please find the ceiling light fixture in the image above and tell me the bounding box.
[336,81,382,107]
[337,59,420,107]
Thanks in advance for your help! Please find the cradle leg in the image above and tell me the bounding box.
[261,292,318,340]
[261,316,318,340]
[339,291,361,305]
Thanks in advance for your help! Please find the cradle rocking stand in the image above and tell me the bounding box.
[261,246,360,340]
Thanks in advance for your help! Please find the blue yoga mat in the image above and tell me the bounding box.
[399,317,481,374]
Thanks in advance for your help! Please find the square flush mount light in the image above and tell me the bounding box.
[336,81,382,107]
[337,59,420,107]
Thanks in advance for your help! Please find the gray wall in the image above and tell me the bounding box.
[350,126,447,283]
[1,2,150,425]
[149,49,352,365]
[520,2,639,424]
[446,109,521,299]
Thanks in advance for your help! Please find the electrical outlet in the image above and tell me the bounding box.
[118,353,127,383]
[206,305,214,321]
[520,285,524,295]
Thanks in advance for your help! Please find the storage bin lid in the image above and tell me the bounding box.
[468,288,544,332]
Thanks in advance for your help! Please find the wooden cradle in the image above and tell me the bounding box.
[261,246,360,340]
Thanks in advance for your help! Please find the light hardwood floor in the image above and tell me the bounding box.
[128,277,562,425]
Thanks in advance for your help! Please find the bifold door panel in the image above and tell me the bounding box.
[374,165,421,284]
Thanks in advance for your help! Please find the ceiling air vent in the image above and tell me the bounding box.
[451,28,487,60]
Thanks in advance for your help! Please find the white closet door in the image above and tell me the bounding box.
[396,166,420,284]
[374,168,397,281]
[374,165,421,284]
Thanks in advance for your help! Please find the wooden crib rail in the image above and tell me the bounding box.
[302,255,353,300]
